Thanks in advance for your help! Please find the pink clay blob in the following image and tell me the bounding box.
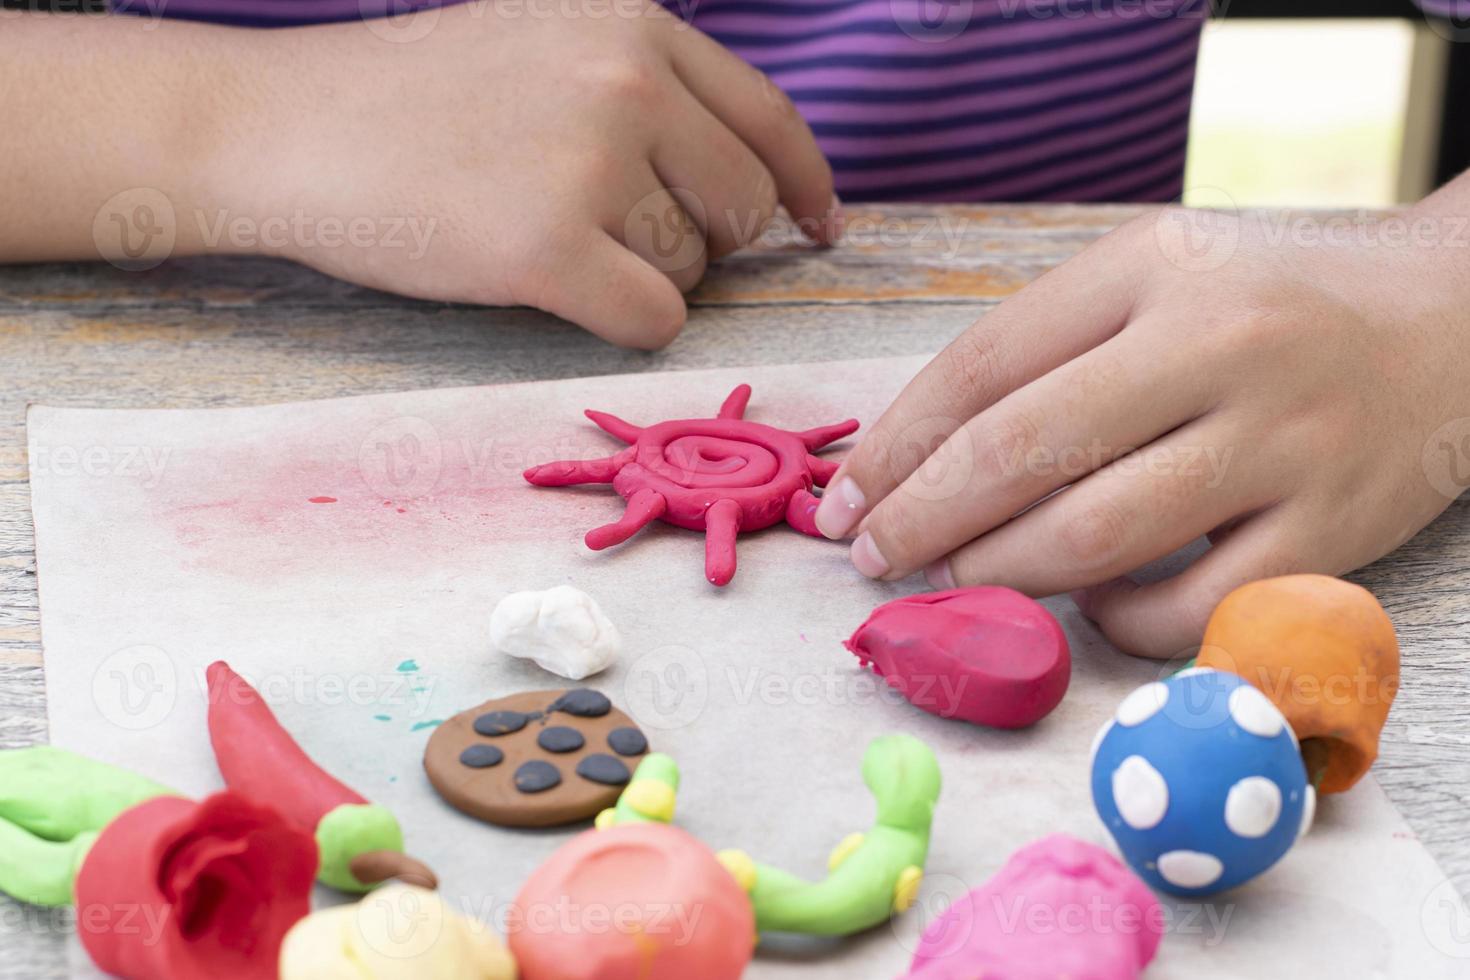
[509,824,752,980]
[845,586,1070,728]
[902,834,1162,980]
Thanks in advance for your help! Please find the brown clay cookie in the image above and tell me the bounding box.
[424,688,649,828]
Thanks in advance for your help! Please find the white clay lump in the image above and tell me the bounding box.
[489,586,621,680]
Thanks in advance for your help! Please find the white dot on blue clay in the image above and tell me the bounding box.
[1228,685,1285,738]
[1116,682,1169,727]
[1224,776,1283,838]
[1112,754,1169,830]
[1157,850,1224,890]
[1299,785,1317,840]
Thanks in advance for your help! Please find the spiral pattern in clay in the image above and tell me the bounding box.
[524,385,858,586]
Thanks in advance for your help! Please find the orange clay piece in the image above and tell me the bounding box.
[1198,574,1399,794]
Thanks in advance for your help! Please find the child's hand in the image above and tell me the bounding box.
[815,200,1470,658]
[236,2,837,348]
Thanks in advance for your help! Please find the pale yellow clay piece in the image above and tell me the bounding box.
[279,883,516,980]
[893,866,924,913]
[623,779,678,823]
[716,848,759,892]
[828,832,866,872]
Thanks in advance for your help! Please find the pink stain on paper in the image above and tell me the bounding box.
[127,382,862,581]
[148,408,557,578]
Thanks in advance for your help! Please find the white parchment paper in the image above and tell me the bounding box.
[27,357,1468,978]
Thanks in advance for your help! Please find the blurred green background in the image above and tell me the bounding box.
[1186,18,1440,208]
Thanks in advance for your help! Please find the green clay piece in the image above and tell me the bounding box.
[316,802,406,893]
[0,746,176,842]
[0,823,97,907]
[738,734,940,936]
[0,747,177,907]
[605,754,680,827]
[603,735,941,938]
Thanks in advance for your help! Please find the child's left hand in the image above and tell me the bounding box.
[815,199,1470,658]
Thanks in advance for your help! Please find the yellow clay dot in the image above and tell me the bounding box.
[827,832,865,872]
[595,808,616,830]
[625,781,677,823]
[716,849,757,892]
[893,866,923,914]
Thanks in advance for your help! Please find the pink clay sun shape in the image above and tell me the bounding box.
[524,384,859,586]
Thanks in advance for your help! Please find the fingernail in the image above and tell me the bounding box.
[814,476,865,539]
[851,532,890,579]
[924,559,956,591]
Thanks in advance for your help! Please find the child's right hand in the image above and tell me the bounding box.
[235,2,839,348]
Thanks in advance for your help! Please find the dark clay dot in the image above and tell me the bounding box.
[607,727,648,757]
[537,726,586,753]
[551,689,611,718]
[459,744,504,768]
[576,754,631,786]
[473,711,528,737]
[514,760,562,794]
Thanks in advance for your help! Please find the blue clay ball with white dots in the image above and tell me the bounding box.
[1090,667,1313,896]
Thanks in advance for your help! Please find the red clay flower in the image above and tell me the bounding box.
[74,791,317,980]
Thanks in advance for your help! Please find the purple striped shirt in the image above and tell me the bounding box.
[669,0,1205,201]
[109,0,1460,202]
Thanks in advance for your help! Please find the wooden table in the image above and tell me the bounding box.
[2,204,1467,976]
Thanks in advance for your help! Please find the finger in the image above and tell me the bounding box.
[814,222,1148,540]
[665,26,837,243]
[853,319,1217,579]
[652,88,780,259]
[1070,506,1325,659]
[616,176,709,296]
[928,420,1261,596]
[530,230,687,350]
